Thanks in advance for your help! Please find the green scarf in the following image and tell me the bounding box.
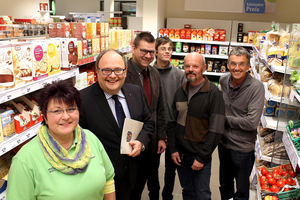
[38,124,91,175]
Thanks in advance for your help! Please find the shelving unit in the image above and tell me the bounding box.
[171,39,230,46]
[230,42,254,47]
[282,130,300,171]
[172,52,228,59]
[0,35,49,41]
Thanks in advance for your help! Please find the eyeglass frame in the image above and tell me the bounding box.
[158,47,173,52]
[228,62,250,68]
[139,48,155,56]
[46,107,79,115]
[98,68,126,75]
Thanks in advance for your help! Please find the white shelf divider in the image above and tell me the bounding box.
[230,42,253,47]
[171,39,230,45]
[172,52,228,59]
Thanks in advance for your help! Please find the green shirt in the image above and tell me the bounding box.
[7,129,114,200]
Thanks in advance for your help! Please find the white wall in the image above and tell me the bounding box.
[0,0,49,21]
[56,0,100,16]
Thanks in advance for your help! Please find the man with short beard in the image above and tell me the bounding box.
[167,52,225,200]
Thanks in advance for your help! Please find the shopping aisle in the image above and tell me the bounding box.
[141,149,256,200]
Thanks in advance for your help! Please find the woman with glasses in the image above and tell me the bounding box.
[7,80,115,200]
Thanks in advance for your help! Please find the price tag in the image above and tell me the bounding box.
[21,86,31,95]
[260,115,267,128]
[0,143,10,156]
[255,140,261,160]
[290,89,296,103]
[282,131,298,171]
[21,131,32,142]
[10,137,22,149]
[52,77,61,83]
[69,70,77,78]
[39,81,46,89]
[6,94,12,101]
[264,85,270,101]
[0,94,5,104]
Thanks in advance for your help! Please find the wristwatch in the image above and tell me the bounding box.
[142,144,145,152]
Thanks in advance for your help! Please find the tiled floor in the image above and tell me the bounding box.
[141,149,257,200]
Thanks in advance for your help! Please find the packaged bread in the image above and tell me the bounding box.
[258,126,274,137]
[263,106,275,116]
[260,67,272,82]
[267,79,282,97]
[267,46,284,66]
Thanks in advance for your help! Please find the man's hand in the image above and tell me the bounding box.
[157,139,167,154]
[128,140,142,157]
[191,159,203,171]
[171,152,181,166]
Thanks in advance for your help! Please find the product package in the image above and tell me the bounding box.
[46,39,61,75]
[32,40,48,80]
[0,44,14,91]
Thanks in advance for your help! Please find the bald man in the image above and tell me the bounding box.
[167,53,225,200]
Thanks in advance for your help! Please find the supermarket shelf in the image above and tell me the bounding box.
[260,114,287,132]
[0,35,49,41]
[0,122,41,157]
[263,83,300,107]
[252,46,271,72]
[230,42,253,47]
[38,10,53,13]
[282,130,300,171]
[290,39,300,43]
[171,39,230,45]
[172,52,228,59]
[255,135,290,165]
[203,71,228,76]
[0,68,79,104]
[251,60,261,81]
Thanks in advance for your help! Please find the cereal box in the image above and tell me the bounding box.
[56,23,70,38]
[0,44,14,91]
[185,29,191,40]
[11,42,33,87]
[32,40,48,81]
[53,38,78,70]
[158,28,164,37]
[46,40,61,76]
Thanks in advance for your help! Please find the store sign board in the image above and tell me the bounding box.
[185,0,276,14]
[244,0,276,14]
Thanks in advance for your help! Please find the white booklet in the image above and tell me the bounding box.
[120,118,144,154]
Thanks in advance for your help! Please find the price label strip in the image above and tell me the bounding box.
[282,131,299,171]
[0,142,10,156]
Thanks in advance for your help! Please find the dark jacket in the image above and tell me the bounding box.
[125,58,166,152]
[79,82,154,193]
[168,77,225,164]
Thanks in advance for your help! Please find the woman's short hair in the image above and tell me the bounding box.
[37,80,81,124]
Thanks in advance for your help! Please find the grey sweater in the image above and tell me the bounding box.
[219,73,264,152]
[153,62,186,123]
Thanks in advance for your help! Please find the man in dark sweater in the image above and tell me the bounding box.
[219,46,264,200]
[168,52,225,200]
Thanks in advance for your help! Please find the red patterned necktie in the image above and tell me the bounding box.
[142,70,151,108]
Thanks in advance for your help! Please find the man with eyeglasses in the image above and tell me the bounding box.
[218,46,264,200]
[168,52,225,200]
[125,32,167,200]
[153,36,186,200]
[79,49,154,200]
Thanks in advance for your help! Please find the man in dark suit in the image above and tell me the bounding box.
[79,49,154,200]
[125,32,167,200]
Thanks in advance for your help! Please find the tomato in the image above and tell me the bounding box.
[278,165,283,171]
[266,173,273,179]
[272,173,281,180]
[272,196,278,200]
[292,179,296,186]
[273,168,280,174]
[276,180,285,188]
[270,185,279,193]
[260,175,267,182]
[288,170,296,178]
[280,169,288,177]
[285,164,292,171]
[261,184,269,190]
[283,188,292,191]
[268,178,276,185]
[286,178,293,185]
[261,167,269,176]
[261,180,268,186]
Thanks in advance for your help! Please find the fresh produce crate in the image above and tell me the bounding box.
[286,120,300,151]
[278,187,300,200]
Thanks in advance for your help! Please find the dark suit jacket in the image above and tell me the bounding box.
[125,59,166,152]
[79,82,154,190]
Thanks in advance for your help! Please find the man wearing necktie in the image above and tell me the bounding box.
[125,32,167,200]
[79,49,154,200]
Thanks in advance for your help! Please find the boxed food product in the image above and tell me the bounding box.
[45,39,61,76]
[197,30,203,40]
[180,29,186,39]
[219,46,228,55]
[0,44,14,91]
[0,159,9,180]
[0,109,15,141]
[77,40,83,59]
[207,28,214,41]
[214,29,220,41]
[212,46,218,55]
[158,28,164,37]
[185,29,191,40]
[53,38,78,70]
[248,31,256,43]
[32,40,48,81]
[174,29,180,39]
[267,46,284,66]
[56,23,70,38]
[219,29,226,41]
[164,29,169,37]
[11,42,33,87]
[191,29,197,40]
[202,29,208,41]
[70,23,86,39]
[87,71,95,86]
[205,44,211,54]
[264,100,276,107]
[48,23,57,38]
[263,106,275,116]
[15,96,42,126]
[169,29,175,39]
[275,107,285,118]
[92,38,97,55]
[100,37,105,52]
[86,23,96,39]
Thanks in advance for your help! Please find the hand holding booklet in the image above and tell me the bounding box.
[120,118,144,154]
